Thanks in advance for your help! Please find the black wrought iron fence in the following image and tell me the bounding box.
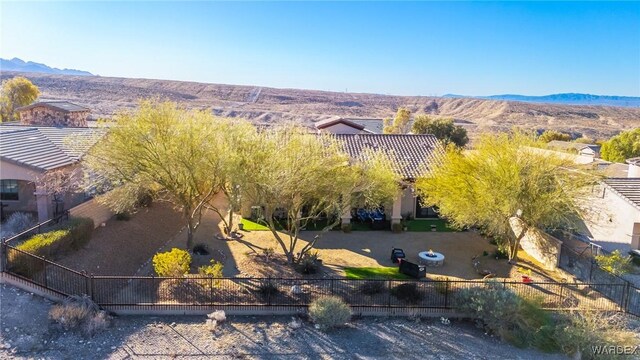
[559,244,640,317]
[2,241,634,315]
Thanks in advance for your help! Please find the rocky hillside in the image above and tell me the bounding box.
[3,71,639,139]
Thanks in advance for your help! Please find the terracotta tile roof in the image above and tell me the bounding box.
[333,134,443,180]
[603,178,640,210]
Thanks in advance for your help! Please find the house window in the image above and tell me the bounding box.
[415,196,439,218]
[0,180,19,201]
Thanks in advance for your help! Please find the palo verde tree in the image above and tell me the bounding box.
[241,125,399,264]
[412,115,469,148]
[0,76,39,122]
[416,131,598,261]
[600,128,640,163]
[383,107,412,134]
[85,100,232,249]
[538,130,572,143]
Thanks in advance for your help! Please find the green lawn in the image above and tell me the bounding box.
[240,218,375,231]
[239,218,271,231]
[344,266,412,280]
[405,219,457,232]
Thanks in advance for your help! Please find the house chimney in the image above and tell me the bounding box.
[627,157,640,178]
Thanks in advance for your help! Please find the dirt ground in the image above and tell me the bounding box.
[57,202,184,275]
[147,205,556,282]
[0,284,567,360]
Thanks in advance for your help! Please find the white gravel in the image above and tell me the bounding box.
[0,284,566,359]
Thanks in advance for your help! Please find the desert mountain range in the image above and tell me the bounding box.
[2,71,639,139]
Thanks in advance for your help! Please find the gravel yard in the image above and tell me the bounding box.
[0,284,566,359]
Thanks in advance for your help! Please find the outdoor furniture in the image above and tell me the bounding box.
[391,247,406,263]
[418,250,445,267]
[399,259,427,279]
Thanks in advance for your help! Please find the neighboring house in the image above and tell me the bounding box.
[547,140,601,160]
[334,133,443,227]
[16,101,91,127]
[578,160,640,253]
[0,124,105,222]
[314,117,377,134]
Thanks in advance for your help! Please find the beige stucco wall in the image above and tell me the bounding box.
[401,186,416,217]
[578,184,640,252]
[69,197,114,228]
[510,217,562,270]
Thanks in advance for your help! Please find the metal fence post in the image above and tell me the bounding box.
[387,280,392,310]
[558,283,564,308]
[444,280,450,308]
[0,240,6,273]
[42,259,48,288]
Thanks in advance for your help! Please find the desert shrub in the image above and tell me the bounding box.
[198,259,223,277]
[308,296,351,330]
[192,243,210,255]
[391,223,403,233]
[358,280,387,295]
[455,282,557,350]
[554,311,639,359]
[17,230,70,257]
[64,217,94,250]
[493,246,509,260]
[49,295,110,337]
[262,247,275,261]
[390,283,423,304]
[257,279,279,299]
[115,212,130,221]
[296,252,320,274]
[0,212,35,238]
[153,248,191,277]
[595,250,633,276]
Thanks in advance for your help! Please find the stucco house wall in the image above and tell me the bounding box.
[578,183,640,252]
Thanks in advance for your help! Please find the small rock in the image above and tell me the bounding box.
[170,322,176,327]
[111,346,116,350]
[289,319,302,329]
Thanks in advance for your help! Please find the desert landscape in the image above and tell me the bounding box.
[2,71,639,139]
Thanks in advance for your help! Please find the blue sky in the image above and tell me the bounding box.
[1,1,639,96]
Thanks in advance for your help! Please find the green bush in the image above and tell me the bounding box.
[390,283,423,304]
[15,217,94,257]
[257,279,279,299]
[198,259,223,277]
[455,282,557,351]
[391,223,403,233]
[308,296,351,330]
[153,248,191,277]
[554,311,639,359]
[341,223,352,233]
[595,250,633,276]
[432,276,449,295]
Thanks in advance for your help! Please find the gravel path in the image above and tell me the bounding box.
[0,284,566,359]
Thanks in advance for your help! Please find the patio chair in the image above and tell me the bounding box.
[391,247,406,263]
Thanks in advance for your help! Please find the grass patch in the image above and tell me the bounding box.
[344,266,412,280]
[240,218,272,231]
[405,219,456,232]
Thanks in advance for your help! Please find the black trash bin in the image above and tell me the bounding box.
[399,260,426,279]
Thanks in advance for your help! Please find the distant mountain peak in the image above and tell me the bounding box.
[1,57,93,76]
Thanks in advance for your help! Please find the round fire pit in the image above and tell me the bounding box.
[418,251,445,267]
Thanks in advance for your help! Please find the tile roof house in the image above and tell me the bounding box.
[0,124,105,222]
[16,101,91,127]
[578,176,640,253]
[547,140,601,158]
[314,117,377,134]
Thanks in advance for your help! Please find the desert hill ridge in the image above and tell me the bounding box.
[2,71,639,139]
